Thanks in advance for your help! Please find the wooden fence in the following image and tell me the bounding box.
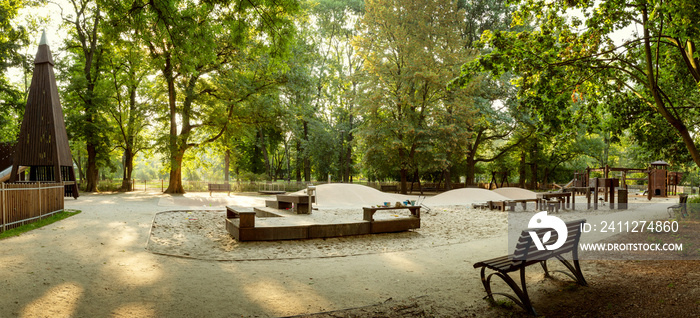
[1,182,65,232]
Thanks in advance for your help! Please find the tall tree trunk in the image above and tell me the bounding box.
[166,149,186,193]
[258,129,271,179]
[303,122,311,182]
[295,141,302,182]
[224,149,230,183]
[444,168,452,190]
[120,146,134,191]
[465,153,476,186]
[530,142,538,190]
[519,150,527,188]
[163,55,185,193]
[85,143,98,192]
[400,168,408,194]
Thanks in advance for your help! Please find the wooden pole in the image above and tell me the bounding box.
[2,182,5,232]
[38,182,42,218]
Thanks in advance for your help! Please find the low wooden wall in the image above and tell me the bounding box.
[1,182,65,232]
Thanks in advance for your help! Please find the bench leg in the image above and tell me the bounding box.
[540,260,550,278]
[480,267,537,316]
[552,255,588,286]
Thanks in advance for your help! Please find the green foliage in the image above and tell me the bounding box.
[0,0,29,142]
[355,0,474,188]
[463,0,700,173]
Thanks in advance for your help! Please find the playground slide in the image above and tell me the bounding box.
[0,166,27,183]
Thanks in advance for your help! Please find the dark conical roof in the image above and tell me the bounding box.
[12,34,73,169]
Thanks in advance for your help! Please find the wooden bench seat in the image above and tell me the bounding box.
[380,185,399,193]
[276,194,315,214]
[208,183,231,196]
[473,218,587,315]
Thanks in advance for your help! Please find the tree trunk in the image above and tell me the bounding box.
[85,143,98,192]
[120,146,134,191]
[303,122,311,182]
[258,129,271,179]
[224,149,230,183]
[165,149,186,193]
[400,168,408,194]
[295,141,302,182]
[465,153,476,186]
[519,150,527,188]
[163,55,185,194]
[444,169,452,190]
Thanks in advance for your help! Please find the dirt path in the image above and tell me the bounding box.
[0,192,509,317]
[1,191,694,317]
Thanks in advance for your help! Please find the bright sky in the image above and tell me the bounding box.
[7,1,70,84]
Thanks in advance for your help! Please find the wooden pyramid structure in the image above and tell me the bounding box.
[9,32,79,198]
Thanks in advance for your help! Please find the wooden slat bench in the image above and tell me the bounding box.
[473,219,587,315]
[380,185,399,193]
[208,183,231,196]
[362,206,420,233]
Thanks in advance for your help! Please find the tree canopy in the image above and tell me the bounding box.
[3,0,699,191]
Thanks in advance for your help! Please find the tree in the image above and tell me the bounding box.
[463,0,700,170]
[103,38,153,191]
[355,0,472,194]
[106,0,299,193]
[58,0,108,192]
[0,0,29,142]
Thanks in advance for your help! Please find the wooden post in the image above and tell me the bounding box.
[609,180,615,209]
[2,182,5,232]
[593,178,599,210]
[161,179,164,192]
[586,187,591,210]
[144,180,147,192]
[38,182,42,218]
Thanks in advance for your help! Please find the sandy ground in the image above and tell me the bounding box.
[0,185,681,317]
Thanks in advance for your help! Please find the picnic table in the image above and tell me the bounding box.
[536,192,572,211]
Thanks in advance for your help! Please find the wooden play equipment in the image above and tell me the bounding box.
[488,171,509,189]
[572,161,683,201]
[7,32,79,198]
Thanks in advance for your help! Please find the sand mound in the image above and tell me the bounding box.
[492,187,537,200]
[423,188,509,206]
[292,183,416,208]
[158,193,266,208]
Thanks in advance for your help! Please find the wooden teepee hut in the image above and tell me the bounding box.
[9,32,79,198]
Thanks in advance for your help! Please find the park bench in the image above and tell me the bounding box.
[668,194,689,218]
[362,205,420,233]
[380,185,399,193]
[473,219,587,315]
[208,183,231,196]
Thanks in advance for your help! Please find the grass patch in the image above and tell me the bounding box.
[0,209,81,240]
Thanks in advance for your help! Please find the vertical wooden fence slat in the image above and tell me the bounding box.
[1,182,5,231]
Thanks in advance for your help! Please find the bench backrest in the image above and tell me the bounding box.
[512,219,585,261]
[209,183,231,191]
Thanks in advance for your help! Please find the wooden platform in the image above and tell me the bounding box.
[225,205,420,241]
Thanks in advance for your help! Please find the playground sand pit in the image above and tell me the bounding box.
[147,206,508,260]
